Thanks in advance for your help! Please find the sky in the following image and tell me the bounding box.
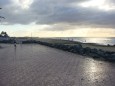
[0,0,115,37]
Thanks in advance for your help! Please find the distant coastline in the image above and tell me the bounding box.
[52,37,115,45]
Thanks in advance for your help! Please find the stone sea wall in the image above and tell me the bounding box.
[22,40,115,61]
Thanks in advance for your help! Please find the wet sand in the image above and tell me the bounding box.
[0,44,115,86]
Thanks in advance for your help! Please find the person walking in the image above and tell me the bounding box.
[14,41,17,47]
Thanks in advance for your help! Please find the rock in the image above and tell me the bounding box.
[90,48,98,54]
[111,53,115,57]
[105,51,115,54]
[84,47,91,55]
[79,48,84,55]
[72,44,83,54]
[97,49,105,57]
[104,54,115,61]
[91,53,100,58]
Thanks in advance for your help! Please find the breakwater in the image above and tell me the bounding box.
[22,40,115,61]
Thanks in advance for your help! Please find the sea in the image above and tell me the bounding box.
[53,37,115,45]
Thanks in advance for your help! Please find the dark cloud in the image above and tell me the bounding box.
[0,0,11,6]
[0,0,115,30]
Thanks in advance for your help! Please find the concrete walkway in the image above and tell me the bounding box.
[0,44,115,86]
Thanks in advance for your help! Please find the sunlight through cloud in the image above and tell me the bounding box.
[78,0,115,11]
[12,0,33,9]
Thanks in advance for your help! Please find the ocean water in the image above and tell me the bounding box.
[54,37,115,45]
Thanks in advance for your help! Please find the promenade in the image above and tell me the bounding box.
[0,44,115,86]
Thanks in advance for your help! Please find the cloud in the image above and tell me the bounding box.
[0,0,115,31]
[0,0,11,6]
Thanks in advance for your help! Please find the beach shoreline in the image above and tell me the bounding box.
[0,38,115,61]
[19,38,115,61]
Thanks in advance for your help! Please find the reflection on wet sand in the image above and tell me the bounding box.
[85,59,100,82]
[80,58,112,85]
